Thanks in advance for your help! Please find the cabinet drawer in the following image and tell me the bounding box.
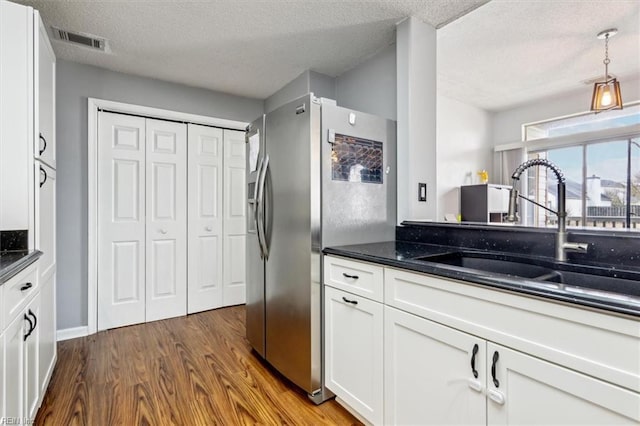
[324,256,383,302]
[3,262,38,327]
[385,267,640,393]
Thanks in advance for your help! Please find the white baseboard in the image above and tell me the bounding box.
[57,326,89,341]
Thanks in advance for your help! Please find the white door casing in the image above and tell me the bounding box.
[187,124,223,314]
[97,112,146,330]
[223,129,247,305]
[145,118,187,322]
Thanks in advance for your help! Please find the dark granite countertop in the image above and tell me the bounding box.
[324,241,640,317]
[0,250,42,285]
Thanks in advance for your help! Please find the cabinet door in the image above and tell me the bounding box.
[97,112,146,330]
[35,11,56,168]
[0,1,33,231]
[35,163,55,281]
[325,286,383,425]
[487,342,640,425]
[145,118,187,321]
[24,295,40,419]
[3,313,26,421]
[384,306,486,426]
[222,129,246,306]
[38,273,56,396]
[187,124,223,313]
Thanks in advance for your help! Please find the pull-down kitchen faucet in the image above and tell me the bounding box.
[506,158,589,262]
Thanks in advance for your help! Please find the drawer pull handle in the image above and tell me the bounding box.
[28,309,38,331]
[470,343,479,379]
[491,351,500,388]
[24,314,34,341]
[20,282,33,291]
[39,133,47,156]
[40,166,48,187]
[342,297,358,305]
[342,273,359,280]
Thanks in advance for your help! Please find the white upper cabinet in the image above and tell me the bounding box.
[35,10,56,169]
[0,1,34,231]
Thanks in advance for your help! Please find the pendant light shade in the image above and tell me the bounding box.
[591,29,623,113]
[591,78,622,111]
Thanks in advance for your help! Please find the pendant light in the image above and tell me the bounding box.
[590,28,623,113]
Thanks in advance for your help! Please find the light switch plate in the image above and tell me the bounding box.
[418,183,427,202]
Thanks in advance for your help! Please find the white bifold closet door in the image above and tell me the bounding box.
[97,112,187,330]
[222,129,247,305]
[145,118,187,321]
[98,112,147,330]
[187,124,223,313]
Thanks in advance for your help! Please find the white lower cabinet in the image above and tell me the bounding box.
[38,272,56,397]
[1,261,56,422]
[384,305,640,425]
[24,293,40,420]
[487,342,640,425]
[324,256,640,425]
[384,306,486,426]
[324,285,383,425]
[3,311,26,421]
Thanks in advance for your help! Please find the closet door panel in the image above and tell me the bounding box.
[145,119,187,322]
[97,112,146,330]
[223,129,247,306]
[187,124,223,313]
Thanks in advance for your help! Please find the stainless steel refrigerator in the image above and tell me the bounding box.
[245,94,396,403]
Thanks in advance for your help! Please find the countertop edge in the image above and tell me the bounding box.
[0,251,43,285]
[323,246,640,318]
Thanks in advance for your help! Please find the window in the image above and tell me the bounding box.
[524,104,640,141]
[527,137,640,230]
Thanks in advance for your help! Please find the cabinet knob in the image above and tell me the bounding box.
[159,229,168,234]
[205,226,212,232]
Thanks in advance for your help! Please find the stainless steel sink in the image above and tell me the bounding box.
[413,251,640,308]
[413,252,555,279]
[535,270,640,298]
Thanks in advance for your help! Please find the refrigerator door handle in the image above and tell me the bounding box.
[257,154,270,259]
[253,157,264,247]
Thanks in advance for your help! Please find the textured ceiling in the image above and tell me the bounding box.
[14,0,487,100]
[438,0,640,111]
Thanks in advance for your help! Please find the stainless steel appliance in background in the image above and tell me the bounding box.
[245,94,396,403]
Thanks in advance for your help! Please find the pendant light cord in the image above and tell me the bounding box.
[603,33,610,80]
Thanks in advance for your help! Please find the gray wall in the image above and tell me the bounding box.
[336,44,397,120]
[56,60,263,330]
[264,70,337,113]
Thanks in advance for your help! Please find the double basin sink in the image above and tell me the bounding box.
[412,251,640,308]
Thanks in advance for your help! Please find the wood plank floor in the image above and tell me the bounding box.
[36,306,361,425]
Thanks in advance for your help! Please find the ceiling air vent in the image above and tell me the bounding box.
[51,26,109,52]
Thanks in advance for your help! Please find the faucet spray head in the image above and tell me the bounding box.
[506,187,519,222]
